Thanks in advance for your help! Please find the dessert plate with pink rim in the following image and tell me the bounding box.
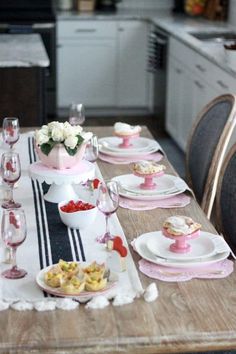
[98,137,157,153]
[99,138,161,156]
[112,174,187,200]
[36,262,118,300]
[134,231,230,268]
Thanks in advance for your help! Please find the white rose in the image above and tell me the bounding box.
[80,131,93,142]
[74,125,83,135]
[35,130,49,145]
[40,125,49,136]
[64,135,78,149]
[63,122,76,139]
[51,125,64,142]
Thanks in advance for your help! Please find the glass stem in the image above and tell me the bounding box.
[8,185,14,204]
[11,248,17,270]
[105,215,110,236]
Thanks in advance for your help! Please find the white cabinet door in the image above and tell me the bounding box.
[57,39,117,108]
[117,21,148,107]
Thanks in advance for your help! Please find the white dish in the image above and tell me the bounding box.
[99,136,154,153]
[146,232,216,261]
[99,137,160,157]
[134,231,230,268]
[113,174,187,200]
[114,174,175,195]
[36,262,118,299]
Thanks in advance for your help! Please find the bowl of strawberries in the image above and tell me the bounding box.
[58,199,98,229]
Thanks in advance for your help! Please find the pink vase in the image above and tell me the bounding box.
[36,143,87,170]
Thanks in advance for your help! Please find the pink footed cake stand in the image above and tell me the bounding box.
[115,132,140,148]
[162,228,200,253]
[133,170,165,190]
[29,160,95,203]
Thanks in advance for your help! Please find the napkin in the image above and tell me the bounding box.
[119,193,191,210]
[98,151,163,165]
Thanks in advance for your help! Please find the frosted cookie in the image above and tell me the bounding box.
[132,160,165,175]
[114,122,141,136]
[162,215,201,237]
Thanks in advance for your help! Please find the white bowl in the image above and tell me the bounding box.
[58,200,98,229]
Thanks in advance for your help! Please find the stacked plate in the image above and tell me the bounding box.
[112,173,188,201]
[134,231,230,268]
[98,136,161,157]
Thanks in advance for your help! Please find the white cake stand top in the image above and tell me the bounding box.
[29,160,95,203]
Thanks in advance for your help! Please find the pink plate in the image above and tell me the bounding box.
[114,132,140,148]
[162,228,200,253]
[133,170,165,190]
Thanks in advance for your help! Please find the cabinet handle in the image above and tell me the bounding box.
[216,80,229,89]
[195,64,206,72]
[75,29,96,33]
[194,80,204,89]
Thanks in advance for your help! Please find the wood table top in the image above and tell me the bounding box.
[1,126,235,354]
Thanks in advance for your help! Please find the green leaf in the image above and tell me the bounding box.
[76,135,84,147]
[65,146,77,156]
[40,140,57,156]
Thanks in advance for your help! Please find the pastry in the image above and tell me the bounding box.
[60,276,85,295]
[44,260,80,288]
[114,122,141,136]
[83,261,106,281]
[132,160,165,175]
[162,215,201,237]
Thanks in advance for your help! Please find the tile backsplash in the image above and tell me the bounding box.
[118,0,173,9]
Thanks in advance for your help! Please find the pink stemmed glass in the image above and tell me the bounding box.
[69,103,85,126]
[1,152,21,209]
[84,135,99,163]
[96,180,119,244]
[1,208,27,279]
[2,117,20,149]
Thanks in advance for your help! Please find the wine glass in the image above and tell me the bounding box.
[96,180,119,243]
[2,117,20,149]
[69,103,85,126]
[1,151,21,209]
[1,208,27,279]
[85,135,99,162]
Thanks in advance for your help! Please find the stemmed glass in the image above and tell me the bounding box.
[85,135,99,162]
[1,152,21,209]
[69,103,85,126]
[2,117,20,149]
[96,180,119,243]
[1,208,27,279]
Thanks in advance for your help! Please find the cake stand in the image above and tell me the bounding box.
[133,171,165,190]
[29,160,95,203]
[115,132,140,148]
[162,228,200,253]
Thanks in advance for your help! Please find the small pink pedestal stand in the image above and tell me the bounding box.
[29,160,95,203]
[115,132,140,148]
[133,171,164,190]
[162,228,200,253]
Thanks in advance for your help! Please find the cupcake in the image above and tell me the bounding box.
[162,215,201,237]
[132,160,166,175]
[114,122,141,136]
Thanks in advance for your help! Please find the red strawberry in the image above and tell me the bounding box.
[92,178,100,189]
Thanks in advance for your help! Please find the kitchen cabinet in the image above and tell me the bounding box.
[166,36,228,151]
[57,21,117,108]
[57,19,150,112]
[117,21,149,107]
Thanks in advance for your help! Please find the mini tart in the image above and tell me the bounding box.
[60,276,85,295]
[162,215,201,237]
[114,122,141,136]
[58,259,80,278]
[44,266,65,288]
[83,261,106,281]
[85,277,107,292]
[133,161,165,175]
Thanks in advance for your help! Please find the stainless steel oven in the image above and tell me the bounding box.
[0,0,56,119]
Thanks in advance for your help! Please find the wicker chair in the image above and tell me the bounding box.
[186,94,236,219]
[215,143,236,253]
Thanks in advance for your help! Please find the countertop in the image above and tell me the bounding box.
[57,8,236,76]
[0,33,49,68]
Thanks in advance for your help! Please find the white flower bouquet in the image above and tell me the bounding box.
[35,121,92,156]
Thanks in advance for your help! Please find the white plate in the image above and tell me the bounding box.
[99,137,160,157]
[113,174,176,195]
[134,231,230,268]
[146,232,216,261]
[36,262,118,300]
[113,174,187,200]
[99,136,154,153]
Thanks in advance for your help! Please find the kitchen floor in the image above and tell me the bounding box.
[83,115,186,179]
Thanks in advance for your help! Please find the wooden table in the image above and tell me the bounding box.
[1,126,235,354]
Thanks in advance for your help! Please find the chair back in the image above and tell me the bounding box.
[186,94,236,219]
[216,143,236,252]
